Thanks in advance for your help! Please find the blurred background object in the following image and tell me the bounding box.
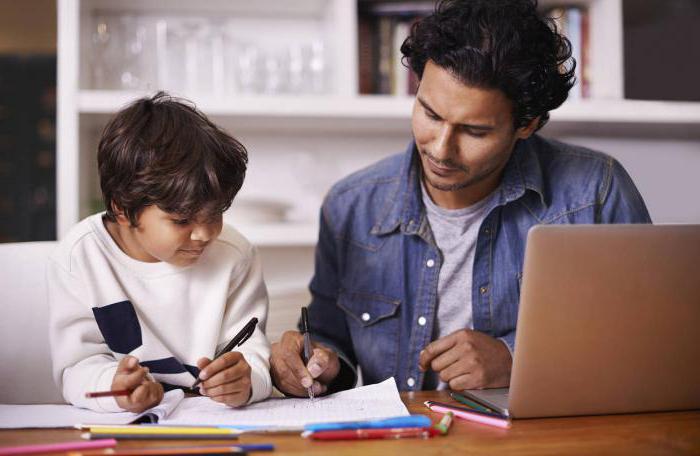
[0,0,56,242]
[1,0,699,342]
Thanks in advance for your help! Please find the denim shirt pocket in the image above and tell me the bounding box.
[337,290,401,382]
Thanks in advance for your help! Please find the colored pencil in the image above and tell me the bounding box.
[82,433,240,441]
[0,438,116,455]
[85,389,131,398]
[66,443,274,455]
[449,391,497,414]
[424,401,511,429]
[308,427,439,440]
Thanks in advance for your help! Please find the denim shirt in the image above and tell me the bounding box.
[305,134,651,392]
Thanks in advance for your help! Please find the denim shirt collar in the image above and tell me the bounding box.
[371,137,546,237]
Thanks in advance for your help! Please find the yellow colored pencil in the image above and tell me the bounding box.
[84,426,238,435]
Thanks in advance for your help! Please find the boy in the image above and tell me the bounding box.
[48,92,272,412]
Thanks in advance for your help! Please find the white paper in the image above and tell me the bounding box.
[0,389,184,429]
[161,378,408,428]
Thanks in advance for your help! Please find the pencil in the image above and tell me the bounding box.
[80,426,239,435]
[66,443,273,455]
[432,411,453,435]
[85,389,131,398]
[82,432,241,440]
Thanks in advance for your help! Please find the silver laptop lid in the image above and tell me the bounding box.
[506,224,700,418]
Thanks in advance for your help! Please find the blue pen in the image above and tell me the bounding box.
[304,415,432,432]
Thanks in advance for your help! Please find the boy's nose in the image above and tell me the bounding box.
[190,223,216,242]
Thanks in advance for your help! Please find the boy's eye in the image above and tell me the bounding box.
[172,218,190,226]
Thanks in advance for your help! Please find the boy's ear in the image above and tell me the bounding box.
[111,203,131,227]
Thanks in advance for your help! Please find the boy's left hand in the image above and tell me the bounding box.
[196,352,252,407]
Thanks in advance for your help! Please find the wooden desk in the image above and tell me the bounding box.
[1,391,699,455]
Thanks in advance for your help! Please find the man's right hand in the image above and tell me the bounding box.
[270,330,340,397]
[111,355,164,413]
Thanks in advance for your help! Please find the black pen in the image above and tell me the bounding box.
[192,316,258,388]
[301,307,314,399]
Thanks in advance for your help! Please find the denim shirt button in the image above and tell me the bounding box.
[426,259,435,268]
[407,377,416,388]
[418,316,427,326]
[480,286,489,294]
[361,312,371,322]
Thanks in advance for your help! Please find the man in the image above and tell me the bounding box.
[270,0,651,396]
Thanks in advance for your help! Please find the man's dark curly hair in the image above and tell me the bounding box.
[401,0,575,131]
[98,91,248,227]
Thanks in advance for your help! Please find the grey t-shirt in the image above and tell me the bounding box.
[421,181,498,390]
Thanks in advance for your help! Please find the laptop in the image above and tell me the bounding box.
[463,224,700,418]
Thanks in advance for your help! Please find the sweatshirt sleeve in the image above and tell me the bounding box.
[47,258,124,412]
[220,245,272,404]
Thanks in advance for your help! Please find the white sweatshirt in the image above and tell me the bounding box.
[48,213,272,412]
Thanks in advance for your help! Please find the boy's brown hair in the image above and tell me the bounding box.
[98,92,248,226]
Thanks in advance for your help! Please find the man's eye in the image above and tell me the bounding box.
[425,109,440,121]
[172,219,190,226]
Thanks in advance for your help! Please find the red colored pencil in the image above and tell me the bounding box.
[85,389,131,398]
[309,427,439,440]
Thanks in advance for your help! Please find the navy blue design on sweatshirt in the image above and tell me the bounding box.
[184,364,201,379]
[140,357,187,374]
[92,300,142,354]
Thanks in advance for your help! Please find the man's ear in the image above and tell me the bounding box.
[515,116,540,140]
[111,202,131,227]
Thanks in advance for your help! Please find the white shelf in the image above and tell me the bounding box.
[551,100,700,125]
[233,222,318,247]
[78,90,412,119]
[78,90,700,126]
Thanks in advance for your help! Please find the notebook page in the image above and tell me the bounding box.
[161,378,409,428]
[0,389,184,428]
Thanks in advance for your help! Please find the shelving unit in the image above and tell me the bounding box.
[57,0,700,340]
[58,0,700,239]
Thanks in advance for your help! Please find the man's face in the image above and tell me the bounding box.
[412,60,536,205]
[122,205,223,267]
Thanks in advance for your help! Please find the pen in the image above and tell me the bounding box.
[85,389,131,398]
[449,391,496,414]
[192,317,258,388]
[424,401,511,429]
[300,307,314,400]
[307,427,439,440]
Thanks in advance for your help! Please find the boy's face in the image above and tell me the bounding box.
[115,205,223,267]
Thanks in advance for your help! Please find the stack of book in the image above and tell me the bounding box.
[357,2,434,96]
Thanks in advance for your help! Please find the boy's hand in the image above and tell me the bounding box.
[196,352,252,407]
[111,355,164,413]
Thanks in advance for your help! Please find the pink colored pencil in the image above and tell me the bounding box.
[0,438,117,455]
[425,402,512,429]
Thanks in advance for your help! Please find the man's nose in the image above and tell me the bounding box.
[432,124,456,161]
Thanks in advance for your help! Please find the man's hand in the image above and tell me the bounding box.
[270,330,340,397]
[196,351,252,407]
[418,329,512,390]
[112,355,164,413]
